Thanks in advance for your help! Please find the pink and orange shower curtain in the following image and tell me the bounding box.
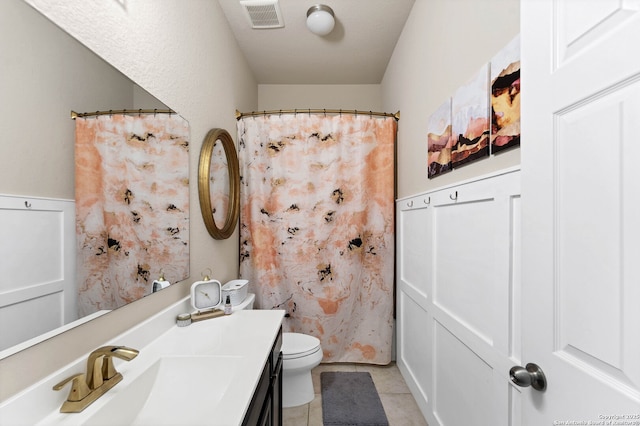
[75,114,190,317]
[238,113,396,364]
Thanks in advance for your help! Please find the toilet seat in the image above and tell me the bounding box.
[282,333,321,360]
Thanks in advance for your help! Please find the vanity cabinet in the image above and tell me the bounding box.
[243,327,282,426]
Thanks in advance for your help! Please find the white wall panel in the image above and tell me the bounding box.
[433,198,500,345]
[396,168,521,426]
[399,204,431,301]
[433,321,496,426]
[399,291,432,406]
[0,195,75,352]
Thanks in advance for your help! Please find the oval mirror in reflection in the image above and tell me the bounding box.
[198,128,240,239]
[210,137,230,226]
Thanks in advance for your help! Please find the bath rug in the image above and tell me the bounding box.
[321,371,389,426]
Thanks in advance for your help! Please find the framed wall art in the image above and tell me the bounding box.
[451,64,490,169]
[490,34,521,154]
[427,98,453,179]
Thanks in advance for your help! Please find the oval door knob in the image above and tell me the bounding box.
[509,363,547,391]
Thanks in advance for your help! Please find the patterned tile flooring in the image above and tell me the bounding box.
[282,363,429,426]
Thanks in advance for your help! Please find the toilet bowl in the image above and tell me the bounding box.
[234,294,323,407]
[281,332,323,407]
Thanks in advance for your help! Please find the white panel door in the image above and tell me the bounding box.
[520,0,640,423]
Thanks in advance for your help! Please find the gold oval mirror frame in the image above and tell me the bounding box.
[198,128,240,239]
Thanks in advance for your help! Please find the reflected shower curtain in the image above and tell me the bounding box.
[75,114,189,317]
[238,113,396,364]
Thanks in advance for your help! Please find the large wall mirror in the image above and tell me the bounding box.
[0,0,189,358]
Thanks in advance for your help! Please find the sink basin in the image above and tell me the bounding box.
[83,355,242,426]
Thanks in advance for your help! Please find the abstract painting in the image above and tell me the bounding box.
[451,64,490,168]
[427,98,453,178]
[490,34,521,153]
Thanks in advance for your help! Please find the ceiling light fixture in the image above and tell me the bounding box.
[306,4,335,36]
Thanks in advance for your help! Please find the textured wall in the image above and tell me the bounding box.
[0,0,257,401]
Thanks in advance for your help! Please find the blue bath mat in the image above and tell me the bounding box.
[321,371,389,426]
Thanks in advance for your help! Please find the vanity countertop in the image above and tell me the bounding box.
[0,297,284,426]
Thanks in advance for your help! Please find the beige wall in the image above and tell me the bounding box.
[258,84,382,111]
[382,0,521,199]
[0,0,257,401]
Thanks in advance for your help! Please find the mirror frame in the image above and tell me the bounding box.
[197,128,240,239]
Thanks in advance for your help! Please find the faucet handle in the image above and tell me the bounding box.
[53,373,91,402]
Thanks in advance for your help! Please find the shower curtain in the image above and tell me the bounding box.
[238,113,396,364]
[75,114,190,317]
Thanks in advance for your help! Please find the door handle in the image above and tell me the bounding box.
[509,363,547,391]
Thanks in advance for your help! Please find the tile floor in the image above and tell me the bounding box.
[282,362,429,426]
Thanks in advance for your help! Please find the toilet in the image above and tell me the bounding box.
[280,331,323,407]
[232,293,323,407]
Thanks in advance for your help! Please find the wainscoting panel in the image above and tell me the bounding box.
[433,320,496,425]
[399,291,432,405]
[399,205,432,301]
[0,195,76,352]
[396,168,521,426]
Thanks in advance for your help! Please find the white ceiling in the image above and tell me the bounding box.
[217,0,416,84]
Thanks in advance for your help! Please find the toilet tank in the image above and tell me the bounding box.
[232,293,255,311]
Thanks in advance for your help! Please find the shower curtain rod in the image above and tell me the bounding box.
[235,109,400,121]
[70,108,175,119]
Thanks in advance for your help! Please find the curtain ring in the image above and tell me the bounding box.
[407,200,413,207]
[323,109,326,117]
[108,109,113,117]
[308,108,311,117]
[95,111,99,119]
[294,109,298,116]
[24,201,31,209]
[263,110,266,117]
[154,108,157,116]
[138,109,142,117]
[355,109,358,117]
[369,111,372,117]
[339,109,342,117]
[424,197,430,205]
[279,109,282,117]
[450,191,458,201]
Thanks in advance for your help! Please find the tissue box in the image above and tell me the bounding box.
[221,279,248,306]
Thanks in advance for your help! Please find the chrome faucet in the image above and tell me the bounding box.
[53,345,139,413]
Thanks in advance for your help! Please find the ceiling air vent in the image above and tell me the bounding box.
[240,0,284,29]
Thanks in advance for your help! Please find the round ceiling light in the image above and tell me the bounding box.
[306,4,335,36]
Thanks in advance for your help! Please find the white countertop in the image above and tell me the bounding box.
[0,297,284,426]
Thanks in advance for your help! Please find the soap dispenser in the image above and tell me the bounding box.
[224,295,232,315]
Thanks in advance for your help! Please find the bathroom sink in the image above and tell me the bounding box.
[82,355,243,426]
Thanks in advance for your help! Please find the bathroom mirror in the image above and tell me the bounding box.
[198,128,240,240]
[0,1,189,358]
